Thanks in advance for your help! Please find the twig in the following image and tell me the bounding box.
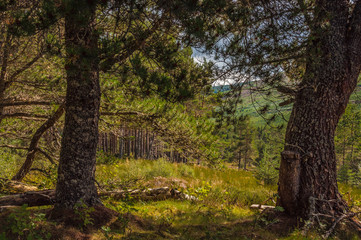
[323,212,361,239]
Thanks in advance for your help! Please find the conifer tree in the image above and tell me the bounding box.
[52,0,230,214]
[212,0,361,219]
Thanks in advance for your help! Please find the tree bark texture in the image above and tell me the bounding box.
[54,0,101,209]
[278,1,361,218]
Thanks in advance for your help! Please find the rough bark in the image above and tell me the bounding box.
[54,1,100,209]
[278,1,361,218]
[12,103,65,181]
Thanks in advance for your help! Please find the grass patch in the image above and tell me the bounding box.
[2,156,361,239]
[96,158,276,208]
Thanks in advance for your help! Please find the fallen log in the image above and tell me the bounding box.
[0,187,196,208]
[0,190,55,207]
[99,187,197,201]
[0,205,25,212]
[250,204,276,210]
[0,178,38,193]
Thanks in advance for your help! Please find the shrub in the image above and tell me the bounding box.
[2,204,51,240]
[254,149,279,185]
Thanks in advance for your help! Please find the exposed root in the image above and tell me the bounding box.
[48,205,119,231]
[302,196,361,239]
[323,212,361,239]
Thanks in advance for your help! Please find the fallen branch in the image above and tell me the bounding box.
[0,145,28,150]
[0,187,197,208]
[250,204,276,210]
[0,190,55,207]
[0,178,38,193]
[0,206,21,212]
[2,113,49,119]
[323,212,361,239]
[99,187,197,201]
[0,101,60,107]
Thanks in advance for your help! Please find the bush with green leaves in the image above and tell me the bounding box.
[73,201,95,230]
[2,204,51,240]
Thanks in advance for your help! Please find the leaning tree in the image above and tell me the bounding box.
[278,0,361,219]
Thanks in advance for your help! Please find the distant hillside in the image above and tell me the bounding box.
[212,84,291,126]
[212,83,361,126]
[212,81,257,94]
[212,85,231,93]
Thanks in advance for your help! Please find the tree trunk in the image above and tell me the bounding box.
[278,87,351,217]
[53,0,100,210]
[278,1,361,218]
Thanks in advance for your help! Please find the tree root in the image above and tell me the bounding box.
[303,196,361,239]
[323,212,361,239]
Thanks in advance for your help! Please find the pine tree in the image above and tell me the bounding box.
[210,0,361,219]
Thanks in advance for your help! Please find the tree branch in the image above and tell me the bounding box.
[0,145,28,150]
[29,168,52,177]
[0,145,56,165]
[0,101,60,107]
[323,211,361,239]
[99,14,166,71]
[36,148,56,165]
[4,51,43,89]
[12,103,65,181]
[1,113,49,119]
[0,187,195,207]
[0,33,11,87]
[101,110,158,119]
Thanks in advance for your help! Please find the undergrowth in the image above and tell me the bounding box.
[1,156,361,239]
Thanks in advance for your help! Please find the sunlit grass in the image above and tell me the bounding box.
[133,200,254,226]
[94,158,361,239]
[96,157,276,208]
[95,157,280,238]
[0,150,23,179]
[3,154,361,239]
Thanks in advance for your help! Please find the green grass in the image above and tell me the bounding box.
[94,158,283,239]
[96,157,276,208]
[94,158,361,239]
[0,149,24,179]
[339,183,361,206]
[2,155,361,239]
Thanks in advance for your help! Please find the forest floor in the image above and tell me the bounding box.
[1,156,361,239]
